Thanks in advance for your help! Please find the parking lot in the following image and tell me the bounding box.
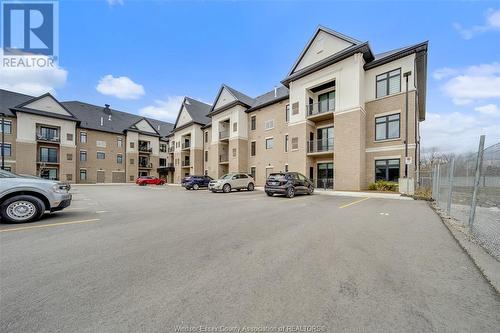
[1,185,499,332]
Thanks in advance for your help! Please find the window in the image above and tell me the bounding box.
[205,151,208,162]
[118,138,123,148]
[264,119,274,130]
[67,133,73,141]
[291,137,299,150]
[40,168,58,180]
[204,170,208,176]
[66,174,72,181]
[80,169,87,181]
[205,132,208,143]
[375,113,400,140]
[292,102,299,115]
[376,69,401,98]
[251,116,256,130]
[80,150,87,161]
[80,132,87,143]
[375,159,400,182]
[265,138,274,149]
[284,135,289,152]
[117,154,123,164]
[130,175,135,181]
[130,158,134,165]
[233,122,237,132]
[250,167,256,180]
[97,152,105,160]
[130,142,134,149]
[160,143,167,153]
[285,104,290,122]
[0,143,11,156]
[159,158,166,167]
[96,140,106,148]
[251,141,256,156]
[318,91,335,112]
[0,120,12,134]
[285,164,289,172]
[67,153,73,161]
[40,147,57,162]
[232,148,237,157]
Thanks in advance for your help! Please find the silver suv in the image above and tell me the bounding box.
[0,169,72,223]
[208,173,255,193]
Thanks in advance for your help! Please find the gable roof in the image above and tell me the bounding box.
[11,92,78,122]
[286,25,362,77]
[173,96,211,130]
[208,84,255,116]
[128,117,160,136]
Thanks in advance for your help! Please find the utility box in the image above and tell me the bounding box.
[399,177,415,195]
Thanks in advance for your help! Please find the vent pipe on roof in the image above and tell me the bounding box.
[103,104,111,115]
[274,86,277,98]
[108,115,112,121]
[100,117,103,126]
[157,125,160,131]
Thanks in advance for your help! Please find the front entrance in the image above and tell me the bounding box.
[317,163,333,189]
[97,170,105,183]
[112,171,125,183]
[266,167,274,179]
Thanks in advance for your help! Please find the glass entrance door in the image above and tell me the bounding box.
[317,163,333,189]
[317,127,334,152]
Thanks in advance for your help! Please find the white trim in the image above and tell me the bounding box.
[335,106,366,116]
[374,155,401,160]
[374,110,401,118]
[265,165,275,169]
[316,123,334,130]
[366,89,416,104]
[373,138,401,144]
[365,144,415,153]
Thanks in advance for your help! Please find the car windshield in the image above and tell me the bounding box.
[0,169,21,178]
[220,174,234,180]
[268,173,286,181]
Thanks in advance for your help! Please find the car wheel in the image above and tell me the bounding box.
[247,183,255,191]
[307,185,314,195]
[222,183,231,193]
[0,195,45,223]
[286,187,295,198]
[266,192,273,197]
[193,184,199,190]
[185,187,190,190]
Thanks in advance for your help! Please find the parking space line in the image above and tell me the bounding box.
[0,219,100,233]
[338,197,370,209]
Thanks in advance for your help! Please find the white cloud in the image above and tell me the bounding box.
[421,111,500,153]
[107,0,123,5]
[434,62,500,105]
[96,75,145,100]
[139,96,184,122]
[474,104,499,115]
[454,8,500,39]
[0,60,68,96]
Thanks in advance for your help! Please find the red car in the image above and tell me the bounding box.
[135,176,166,186]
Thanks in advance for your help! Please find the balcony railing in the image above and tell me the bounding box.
[138,162,153,169]
[307,99,335,117]
[168,146,174,153]
[182,142,191,150]
[36,134,60,143]
[219,130,229,140]
[181,160,191,167]
[219,154,229,163]
[313,178,334,190]
[139,146,152,153]
[307,138,334,153]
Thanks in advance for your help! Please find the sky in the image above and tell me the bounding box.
[1,0,500,153]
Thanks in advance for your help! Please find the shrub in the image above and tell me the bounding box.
[368,180,399,192]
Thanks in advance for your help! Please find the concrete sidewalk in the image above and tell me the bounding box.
[254,186,410,200]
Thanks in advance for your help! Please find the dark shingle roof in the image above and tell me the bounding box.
[223,85,255,107]
[247,86,289,112]
[0,89,38,116]
[184,97,211,125]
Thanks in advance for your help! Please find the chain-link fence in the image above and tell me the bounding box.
[426,136,500,261]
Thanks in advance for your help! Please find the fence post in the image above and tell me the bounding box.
[468,135,485,229]
[435,164,441,203]
[431,164,437,199]
[446,158,455,215]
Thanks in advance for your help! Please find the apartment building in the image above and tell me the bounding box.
[0,89,174,183]
[198,26,427,190]
[1,26,428,190]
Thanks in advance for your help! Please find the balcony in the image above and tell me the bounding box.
[219,130,229,141]
[158,163,175,172]
[306,99,335,121]
[168,146,174,153]
[219,154,229,164]
[313,178,334,190]
[181,160,191,167]
[307,138,334,156]
[138,146,152,153]
[181,142,191,150]
[138,162,153,169]
[36,133,60,143]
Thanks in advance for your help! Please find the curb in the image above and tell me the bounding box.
[430,202,500,294]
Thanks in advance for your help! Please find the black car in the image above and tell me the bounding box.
[264,172,314,198]
[181,175,213,190]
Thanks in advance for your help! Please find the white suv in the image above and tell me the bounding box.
[208,173,255,193]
